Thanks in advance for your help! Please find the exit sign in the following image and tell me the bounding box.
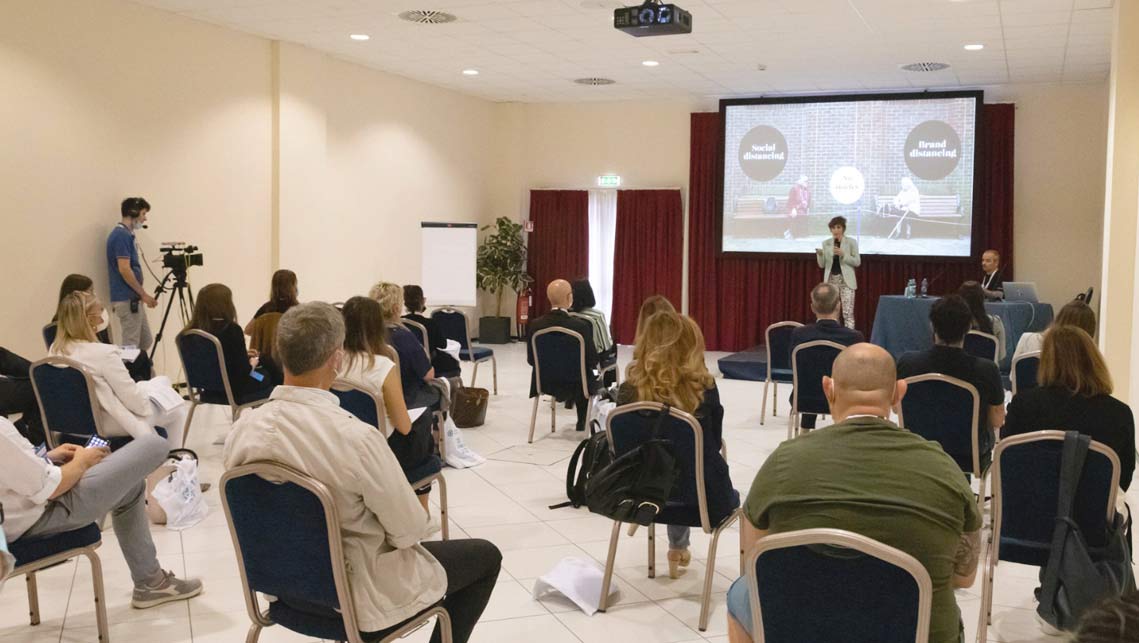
[597,174,621,188]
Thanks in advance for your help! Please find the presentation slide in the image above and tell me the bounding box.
[720,91,980,257]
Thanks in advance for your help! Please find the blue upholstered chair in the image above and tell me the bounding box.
[977,431,1121,642]
[9,524,109,642]
[528,327,590,443]
[176,329,272,448]
[29,357,118,450]
[330,379,449,540]
[1010,351,1040,396]
[41,323,57,351]
[599,402,742,632]
[760,322,802,426]
[430,308,497,394]
[789,340,845,439]
[743,529,933,643]
[397,319,432,362]
[900,374,987,518]
[963,330,999,363]
[221,462,453,643]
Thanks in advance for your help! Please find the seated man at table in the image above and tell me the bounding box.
[980,249,1004,300]
[727,343,981,643]
[897,295,1005,462]
[790,282,864,431]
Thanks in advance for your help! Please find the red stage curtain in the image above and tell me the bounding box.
[612,189,684,344]
[688,105,1015,351]
[527,190,588,319]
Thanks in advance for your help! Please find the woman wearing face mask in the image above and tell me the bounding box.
[50,291,188,447]
[52,273,154,381]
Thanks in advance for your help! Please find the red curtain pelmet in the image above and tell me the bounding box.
[688,105,1016,351]
[611,189,684,344]
[527,190,589,319]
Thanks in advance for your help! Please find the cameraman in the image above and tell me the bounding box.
[106,198,156,351]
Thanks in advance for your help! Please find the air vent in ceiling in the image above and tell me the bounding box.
[574,77,617,85]
[398,10,458,24]
[900,62,951,72]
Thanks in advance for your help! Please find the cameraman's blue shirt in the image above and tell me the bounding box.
[106,224,141,302]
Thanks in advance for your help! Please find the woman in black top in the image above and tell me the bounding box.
[190,283,274,403]
[1003,326,1134,488]
[402,284,461,378]
[250,269,299,321]
[53,273,153,381]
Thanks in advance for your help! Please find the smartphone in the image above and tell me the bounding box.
[250,369,265,382]
[85,435,110,449]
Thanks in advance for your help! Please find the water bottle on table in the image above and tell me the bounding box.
[905,278,916,299]
[920,278,929,298]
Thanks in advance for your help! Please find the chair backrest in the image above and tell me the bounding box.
[963,331,998,363]
[247,313,282,363]
[398,319,432,360]
[899,374,981,475]
[176,329,236,407]
[29,356,103,445]
[431,308,471,351]
[42,323,58,351]
[791,340,845,415]
[606,402,711,532]
[221,462,361,637]
[1010,351,1040,396]
[330,379,387,435]
[992,431,1119,565]
[765,322,803,378]
[746,528,932,643]
[531,327,589,400]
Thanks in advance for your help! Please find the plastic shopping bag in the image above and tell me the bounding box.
[443,416,486,469]
[151,457,209,530]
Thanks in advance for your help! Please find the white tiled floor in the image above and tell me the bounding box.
[3,341,1136,643]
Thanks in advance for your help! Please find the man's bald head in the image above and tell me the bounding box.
[547,279,573,309]
[824,343,905,420]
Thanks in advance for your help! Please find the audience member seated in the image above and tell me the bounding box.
[50,291,189,446]
[959,281,1006,361]
[371,281,441,411]
[1013,299,1096,359]
[0,346,44,444]
[616,311,736,578]
[246,268,299,329]
[402,284,461,378]
[790,282,865,431]
[570,279,617,387]
[634,295,677,343]
[1003,326,1133,536]
[526,279,599,431]
[0,415,202,607]
[224,302,500,643]
[727,344,981,643]
[54,272,154,381]
[340,296,439,524]
[189,283,276,404]
[897,295,1005,463]
[1071,589,1139,643]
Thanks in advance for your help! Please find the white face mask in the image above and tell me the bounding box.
[96,309,110,333]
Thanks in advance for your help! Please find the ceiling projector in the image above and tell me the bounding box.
[614,0,693,37]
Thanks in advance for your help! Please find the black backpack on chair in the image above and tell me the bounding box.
[552,419,612,511]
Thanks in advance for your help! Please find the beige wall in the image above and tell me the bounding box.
[0,0,273,370]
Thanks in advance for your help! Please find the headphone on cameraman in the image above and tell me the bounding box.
[121,197,149,229]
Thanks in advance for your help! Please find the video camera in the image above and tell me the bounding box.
[160,242,204,272]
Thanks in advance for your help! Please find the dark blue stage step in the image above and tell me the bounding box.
[718,346,766,382]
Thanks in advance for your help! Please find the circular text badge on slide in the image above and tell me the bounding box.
[904,120,962,180]
[738,125,788,182]
[829,166,866,205]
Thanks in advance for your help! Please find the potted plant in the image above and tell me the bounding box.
[476,216,531,343]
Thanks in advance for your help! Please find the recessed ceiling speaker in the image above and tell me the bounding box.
[900,62,951,72]
[398,10,458,24]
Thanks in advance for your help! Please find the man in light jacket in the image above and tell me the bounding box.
[815,216,860,329]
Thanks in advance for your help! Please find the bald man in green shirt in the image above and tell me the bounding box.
[726,344,982,643]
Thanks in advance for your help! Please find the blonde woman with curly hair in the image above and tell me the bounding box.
[617,310,738,578]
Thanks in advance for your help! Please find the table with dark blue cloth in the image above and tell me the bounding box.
[870,295,1053,372]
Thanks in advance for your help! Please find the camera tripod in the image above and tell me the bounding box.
[150,268,195,362]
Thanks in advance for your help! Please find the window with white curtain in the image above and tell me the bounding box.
[587,189,618,322]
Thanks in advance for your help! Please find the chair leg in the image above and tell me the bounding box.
[647,523,656,579]
[528,396,539,444]
[760,380,769,426]
[786,411,795,441]
[182,401,198,448]
[245,624,264,643]
[470,361,480,388]
[550,397,556,433]
[84,550,109,643]
[598,521,622,613]
[436,474,450,541]
[491,356,498,395]
[434,411,446,463]
[699,513,740,632]
[25,572,39,626]
[773,382,778,416]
